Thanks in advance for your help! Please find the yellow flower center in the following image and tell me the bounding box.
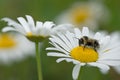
[27,32,33,36]
[70,46,98,63]
[26,32,46,42]
[70,7,90,25]
[0,34,17,49]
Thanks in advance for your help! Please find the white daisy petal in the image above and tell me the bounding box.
[57,33,73,49]
[47,52,70,57]
[26,15,35,30]
[2,18,25,33]
[56,58,70,63]
[50,36,71,52]
[100,69,109,74]
[2,27,17,32]
[88,62,110,73]
[46,47,60,51]
[17,17,31,32]
[36,21,43,30]
[98,60,120,66]
[99,36,111,53]
[72,64,81,80]
[99,47,120,60]
[56,58,80,64]
[43,21,55,29]
[52,24,74,34]
[82,27,89,36]
[49,41,69,55]
[2,27,25,35]
[65,58,77,63]
[65,31,77,47]
[46,47,70,55]
[94,32,101,40]
[2,18,21,27]
[72,60,81,64]
[99,36,110,45]
[74,28,82,38]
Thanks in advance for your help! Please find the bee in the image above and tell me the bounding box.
[78,36,100,51]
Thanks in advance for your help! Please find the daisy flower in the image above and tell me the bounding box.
[55,1,109,30]
[2,15,74,80]
[0,33,34,64]
[46,27,120,80]
[2,15,73,42]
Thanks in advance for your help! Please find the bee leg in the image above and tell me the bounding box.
[83,45,86,51]
[79,39,83,46]
[93,46,97,52]
[94,49,97,52]
[94,48,98,52]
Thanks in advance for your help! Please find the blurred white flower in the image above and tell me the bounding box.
[0,33,34,64]
[55,1,109,30]
[46,27,120,80]
[2,15,73,42]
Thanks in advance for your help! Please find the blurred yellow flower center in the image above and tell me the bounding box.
[27,32,33,36]
[0,34,16,48]
[26,32,45,42]
[70,46,98,62]
[71,7,90,25]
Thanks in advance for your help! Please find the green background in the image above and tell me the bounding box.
[0,0,120,80]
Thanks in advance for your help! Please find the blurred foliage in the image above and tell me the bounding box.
[0,0,120,80]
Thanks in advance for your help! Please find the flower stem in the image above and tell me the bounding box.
[35,42,43,80]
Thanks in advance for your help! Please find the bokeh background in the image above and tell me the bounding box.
[0,0,120,80]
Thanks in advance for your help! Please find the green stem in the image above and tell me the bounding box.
[35,42,43,80]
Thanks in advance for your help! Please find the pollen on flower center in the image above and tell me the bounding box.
[70,46,98,62]
[0,34,17,48]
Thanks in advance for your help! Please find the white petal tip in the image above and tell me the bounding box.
[2,27,10,32]
[1,18,7,21]
[47,53,51,56]
[83,26,89,29]
[25,15,31,17]
[56,60,61,63]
